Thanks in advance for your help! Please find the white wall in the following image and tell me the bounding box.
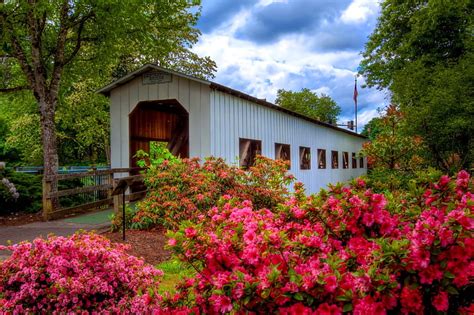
[209,90,367,193]
[109,73,211,173]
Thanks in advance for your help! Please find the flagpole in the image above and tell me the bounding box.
[354,76,358,133]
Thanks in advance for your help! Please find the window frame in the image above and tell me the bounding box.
[331,150,339,169]
[342,152,349,169]
[299,146,311,170]
[352,152,357,168]
[317,149,327,169]
[239,138,262,169]
[275,143,291,169]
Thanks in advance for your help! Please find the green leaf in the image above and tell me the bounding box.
[343,303,353,312]
[336,295,351,302]
[294,292,304,301]
[446,286,459,295]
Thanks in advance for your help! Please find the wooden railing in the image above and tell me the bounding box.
[42,168,146,220]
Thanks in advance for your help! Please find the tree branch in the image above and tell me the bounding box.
[9,35,35,90]
[48,0,70,101]
[0,86,29,93]
[63,13,94,66]
[0,2,34,87]
[26,0,48,97]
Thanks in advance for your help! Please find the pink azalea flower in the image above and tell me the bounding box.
[184,227,197,238]
[432,291,449,312]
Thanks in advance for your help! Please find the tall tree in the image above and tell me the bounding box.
[360,0,473,170]
[360,115,383,141]
[0,0,215,185]
[275,88,341,124]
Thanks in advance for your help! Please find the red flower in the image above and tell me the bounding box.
[324,275,338,293]
[400,286,424,314]
[432,291,449,312]
[184,227,197,238]
[316,303,342,315]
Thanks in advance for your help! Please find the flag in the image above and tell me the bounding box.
[353,78,358,105]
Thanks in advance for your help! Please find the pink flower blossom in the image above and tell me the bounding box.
[324,275,338,293]
[432,291,449,312]
[184,227,197,238]
[316,303,342,315]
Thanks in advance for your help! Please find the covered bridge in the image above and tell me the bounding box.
[99,64,367,193]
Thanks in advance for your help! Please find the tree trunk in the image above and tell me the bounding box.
[39,97,59,217]
[39,98,59,177]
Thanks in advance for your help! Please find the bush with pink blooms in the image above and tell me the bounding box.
[1,166,472,314]
[128,156,293,230]
[0,232,164,313]
[164,171,473,314]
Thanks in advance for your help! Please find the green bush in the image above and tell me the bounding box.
[0,170,42,215]
[364,167,443,193]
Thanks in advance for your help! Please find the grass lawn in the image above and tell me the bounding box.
[156,258,195,294]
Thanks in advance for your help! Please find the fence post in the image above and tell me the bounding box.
[113,178,122,215]
[108,172,114,206]
[42,177,53,220]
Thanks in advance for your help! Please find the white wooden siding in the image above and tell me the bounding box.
[209,90,366,193]
[109,74,211,171]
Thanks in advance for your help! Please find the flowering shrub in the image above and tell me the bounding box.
[130,156,293,229]
[1,168,472,313]
[0,232,164,313]
[165,171,473,314]
[1,177,19,200]
[0,170,42,214]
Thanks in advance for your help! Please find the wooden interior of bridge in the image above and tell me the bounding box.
[129,99,189,168]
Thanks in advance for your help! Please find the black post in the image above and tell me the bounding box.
[112,177,132,242]
[122,190,126,241]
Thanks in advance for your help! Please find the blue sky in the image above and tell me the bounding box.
[192,0,389,131]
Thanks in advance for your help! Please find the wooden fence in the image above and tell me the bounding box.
[42,168,146,220]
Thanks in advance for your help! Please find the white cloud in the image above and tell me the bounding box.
[340,0,380,24]
[358,108,380,125]
[257,0,288,7]
[314,86,331,95]
[193,0,387,131]
[194,33,360,99]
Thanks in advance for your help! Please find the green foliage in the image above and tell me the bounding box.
[361,0,472,89]
[361,0,474,170]
[275,88,341,123]
[361,105,427,172]
[134,142,179,168]
[363,167,443,194]
[0,93,38,165]
[391,55,474,172]
[56,79,111,164]
[0,116,20,164]
[5,114,43,165]
[0,170,42,214]
[0,0,216,166]
[111,203,140,232]
[156,258,195,295]
[360,115,383,141]
[0,82,109,165]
